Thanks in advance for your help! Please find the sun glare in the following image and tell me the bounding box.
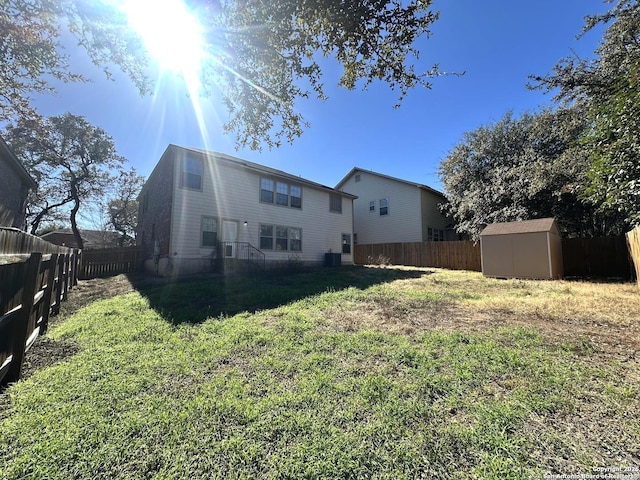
[122,0,205,82]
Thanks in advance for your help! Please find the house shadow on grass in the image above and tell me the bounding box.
[127,266,429,325]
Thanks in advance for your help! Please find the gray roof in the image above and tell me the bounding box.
[335,167,446,199]
[480,218,559,236]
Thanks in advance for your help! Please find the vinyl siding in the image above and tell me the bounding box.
[170,147,353,266]
[339,171,422,244]
[420,189,451,241]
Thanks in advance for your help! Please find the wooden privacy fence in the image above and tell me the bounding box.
[561,236,632,279]
[627,227,640,286]
[0,228,80,385]
[78,246,144,279]
[354,241,482,271]
[355,236,634,279]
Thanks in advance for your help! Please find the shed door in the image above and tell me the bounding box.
[222,221,238,258]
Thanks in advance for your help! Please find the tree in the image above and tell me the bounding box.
[530,0,640,226]
[438,108,628,239]
[106,168,145,246]
[1,0,441,149]
[3,113,125,249]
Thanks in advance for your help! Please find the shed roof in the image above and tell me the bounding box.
[480,218,558,236]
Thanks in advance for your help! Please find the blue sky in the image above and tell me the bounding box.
[32,0,609,195]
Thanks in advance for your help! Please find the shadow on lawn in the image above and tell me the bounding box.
[128,266,429,325]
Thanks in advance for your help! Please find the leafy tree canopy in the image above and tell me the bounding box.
[438,108,628,239]
[530,0,640,226]
[1,0,441,149]
[4,113,125,248]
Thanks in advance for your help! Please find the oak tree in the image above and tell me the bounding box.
[1,0,441,149]
[4,113,126,249]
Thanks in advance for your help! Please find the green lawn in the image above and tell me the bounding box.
[1,267,638,479]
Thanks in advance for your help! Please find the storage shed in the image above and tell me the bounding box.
[479,218,563,279]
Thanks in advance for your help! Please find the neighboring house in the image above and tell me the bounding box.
[0,135,37,229]
[335,167,456,245]
[137,145,357,275]
[40,229,123,249]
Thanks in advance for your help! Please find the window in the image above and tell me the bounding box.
[259,224,302,251]
[380,198,389,216]
[260,177,301,209]
[260,224,273,250]
[260,178,274,203]
[202,217,218,246]
[290,186,302,209]
[330,194,342,213]
[276,182,289,206]
[290,228,302,251]
[427,227,445,242]
[369,200,375,212]
[342,234,351,254]
[355,174,361,182]
[182,156,203,190]
[276,226,288,250]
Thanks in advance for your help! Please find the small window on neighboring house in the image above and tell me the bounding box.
[276,182,289,206]
[353,233,358,244]
[342,234,351,254]
[379,198,389,216]
[182,156,203,190]
[355,174,361,182]
[260,178,274,203]
[260,224,273,250]
[427,227,445,242]
[202,217,218,247]
[369,201,375,212]
[330,194,342,213]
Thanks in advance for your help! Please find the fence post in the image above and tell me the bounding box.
[51,253,65,315]
[5,253,41,384]
[39,254,58,334]
[71,249,80,286]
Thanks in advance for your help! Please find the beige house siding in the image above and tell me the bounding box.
[420,189,451,241]
[144,146,354,275]
[337,169,453,245]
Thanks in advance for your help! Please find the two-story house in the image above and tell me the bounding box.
[137,145,357,275]
[335,167,456,245]
[0,135,37,229]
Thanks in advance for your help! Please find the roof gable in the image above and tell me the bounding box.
[480,218,559,236]
[335,167,445,199]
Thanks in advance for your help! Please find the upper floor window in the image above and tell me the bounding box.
[369,200,375,212]
[182,156,203,190]
[330,194,342,213]
[355,174,361,182]
[290,186,302,209]
[379,198,389,216]
[276,182,289,206]
[261,178,274,203]
[260,177,302,209]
